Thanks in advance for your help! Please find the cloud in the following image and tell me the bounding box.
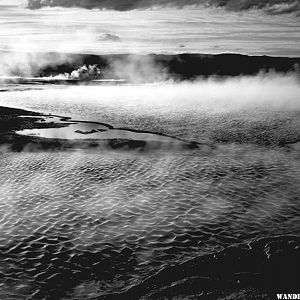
[97,33,121,42]
[0,0,25,5]
[26,0,300,15]
[264,1,300,15]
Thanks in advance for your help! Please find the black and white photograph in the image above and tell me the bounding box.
[0,0,299,299]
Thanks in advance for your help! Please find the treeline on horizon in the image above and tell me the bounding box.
[38,53,300,80]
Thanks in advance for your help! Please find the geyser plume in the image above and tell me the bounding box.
[50,64,102,81]
[0,51,78,78]
[0,52,167,82]
[0,50,103,81]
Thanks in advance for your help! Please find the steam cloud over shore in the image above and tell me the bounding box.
[1,52,299,83]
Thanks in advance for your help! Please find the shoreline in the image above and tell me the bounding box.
[0,105,299,299]
[0,106,203,152]
[1,105,299,153]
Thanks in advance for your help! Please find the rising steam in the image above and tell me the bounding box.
[0,51,102,81]
[0,51,76,77]
[52,65,102,81]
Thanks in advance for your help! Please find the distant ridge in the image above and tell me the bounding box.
[1,51,299,81]
[38,53,300,80]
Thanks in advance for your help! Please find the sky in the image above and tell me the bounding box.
[0,0,299,56]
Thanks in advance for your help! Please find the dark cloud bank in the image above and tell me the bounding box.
[26,0,300,15]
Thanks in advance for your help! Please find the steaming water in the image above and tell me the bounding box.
[1,77,300,144]
[0,80,300,298]
[0,147,299,298]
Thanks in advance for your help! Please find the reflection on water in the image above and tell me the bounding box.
[16,115,185,144]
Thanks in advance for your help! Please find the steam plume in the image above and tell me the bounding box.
[55,65,102,80]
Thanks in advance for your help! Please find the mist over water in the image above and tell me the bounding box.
[0,145,299,298]
[1,72,300,122]
[1,73,300,145]
[0,71,300,297]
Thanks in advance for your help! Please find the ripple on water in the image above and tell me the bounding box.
[0,144,299,298]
